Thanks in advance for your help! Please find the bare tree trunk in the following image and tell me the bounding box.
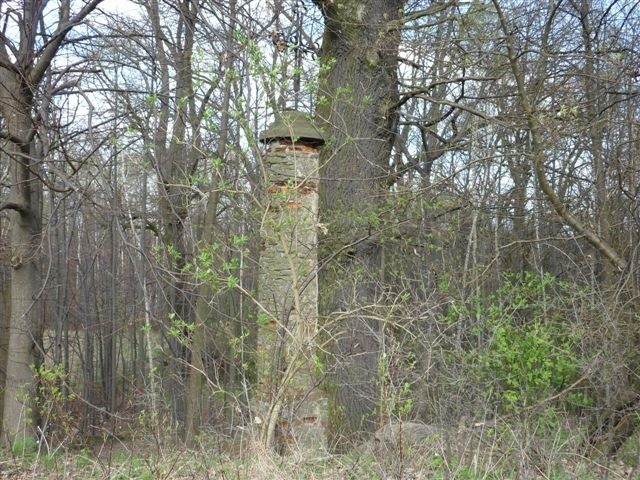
[80,225,98,435]
[106,149,119,415]
[145,0,200,435]
[0,218,10,429]
[52,193,71,402]
[579,0,613,283]
[0,82,43,445]
[314,0,403,451]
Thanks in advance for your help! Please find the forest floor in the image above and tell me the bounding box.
[0,431,638,480]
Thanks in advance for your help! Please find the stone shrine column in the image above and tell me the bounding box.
[256,110,326,453]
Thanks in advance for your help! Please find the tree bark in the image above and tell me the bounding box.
[0,254,8,426]
[314,0,403,451]
[0,67,43,444]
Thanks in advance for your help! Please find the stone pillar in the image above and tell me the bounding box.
[256,110,326,453]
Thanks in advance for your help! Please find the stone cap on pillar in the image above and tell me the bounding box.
[259,109,324,147]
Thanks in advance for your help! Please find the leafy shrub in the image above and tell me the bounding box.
[447,272,584,412]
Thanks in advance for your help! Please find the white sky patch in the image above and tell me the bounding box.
[98,0,141,16]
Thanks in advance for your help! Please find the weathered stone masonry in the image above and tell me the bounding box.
[256,110,326,453]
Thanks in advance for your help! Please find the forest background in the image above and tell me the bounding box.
[1,0,640,478]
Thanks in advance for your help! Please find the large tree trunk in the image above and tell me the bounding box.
[314,0,403,451]
[0,74,43,445]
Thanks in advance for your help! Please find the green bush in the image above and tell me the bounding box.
[447,272,584,413]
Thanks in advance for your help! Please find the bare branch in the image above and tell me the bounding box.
[492,0,627,272]
[0,130,31,145]
[394,76,499,109]
[29,0,105,87]
[0,202,30,215]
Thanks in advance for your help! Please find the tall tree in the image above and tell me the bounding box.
[0,0,104,445]
[313,0,403,451]
[138,0,202,433]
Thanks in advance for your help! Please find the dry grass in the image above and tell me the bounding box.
[1,423,638,480]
